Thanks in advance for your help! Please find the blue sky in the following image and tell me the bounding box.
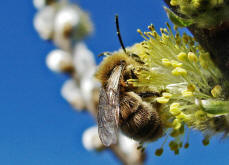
[0,0,229,164]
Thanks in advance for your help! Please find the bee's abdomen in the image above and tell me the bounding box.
[119,101,163,142]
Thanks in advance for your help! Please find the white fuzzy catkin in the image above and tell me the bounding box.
[80,70,100,108]
[73,42,96,77]
[46,49,73,73]
[54,5,81,33]
[82,126,104,151]
[53,5,92,51]
[61,79,85,110]
[33,0,52,9]
[33,0,45,9]
[73,42,98,106]
[119,134,138,155]
[118,134,143,163]
[34,5,57,40]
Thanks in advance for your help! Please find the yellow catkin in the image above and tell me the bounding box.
[170,103,180,109]
[172,67,187,76]
[199,53,209,69]
[182,33,189,44]
[177,52,187,61]
[170,107,181,116]
[171,60,183,67]
[192,0,201,8]
[162,92,172,98]
[169,141,177,150]
[156,97,169,104]
[170,0,178,6]
[211,85,222,97]
[187,84,196,92]
[174,149,179,155]
[155,148,164,156]
[170,103,181,116]
[162,33,169,41]
[173,119,182,130]
[184,143,189,149]
[202,137,210,146]
[162,58,171,67]
[182,90,193,97]
[176,112,190,122]
[188,52,198,62]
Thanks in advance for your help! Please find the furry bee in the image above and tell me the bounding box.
[208,115,229,137]
[95,16,163,146]
[95,51,163,146]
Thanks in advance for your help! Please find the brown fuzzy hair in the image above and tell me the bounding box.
[95,52,138,85]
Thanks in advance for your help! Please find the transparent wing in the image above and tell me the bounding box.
[97,87,119,146]
[97,65,122,146]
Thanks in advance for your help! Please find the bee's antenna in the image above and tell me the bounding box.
[115,15,127,54]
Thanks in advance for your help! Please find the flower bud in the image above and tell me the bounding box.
[172,67,187,76]
[53,4,93,50]
[177,52,187,61]
[33,0,55,9]
[188,52,198,63]
[61,79,85,110]
[34,5,57,40]
[73,42,96,77]
[82,126,104,151]
[156,97,169,104]
[162,58,171,67]
[46,49,74,73]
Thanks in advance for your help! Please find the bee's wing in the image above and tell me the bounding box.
[97,65,123,146]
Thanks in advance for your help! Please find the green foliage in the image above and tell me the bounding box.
[168,0,229,28]
[164,7,194,27]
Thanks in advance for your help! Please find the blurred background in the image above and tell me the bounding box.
[0,0,229,164]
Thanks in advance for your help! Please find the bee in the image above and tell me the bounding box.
[96,52,163,146]
[208,115,229,137]
[96,16,163,147]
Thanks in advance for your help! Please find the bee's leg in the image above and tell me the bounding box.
[137,142,145,152]
[120,79,128,87]
[139,91,160,98]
